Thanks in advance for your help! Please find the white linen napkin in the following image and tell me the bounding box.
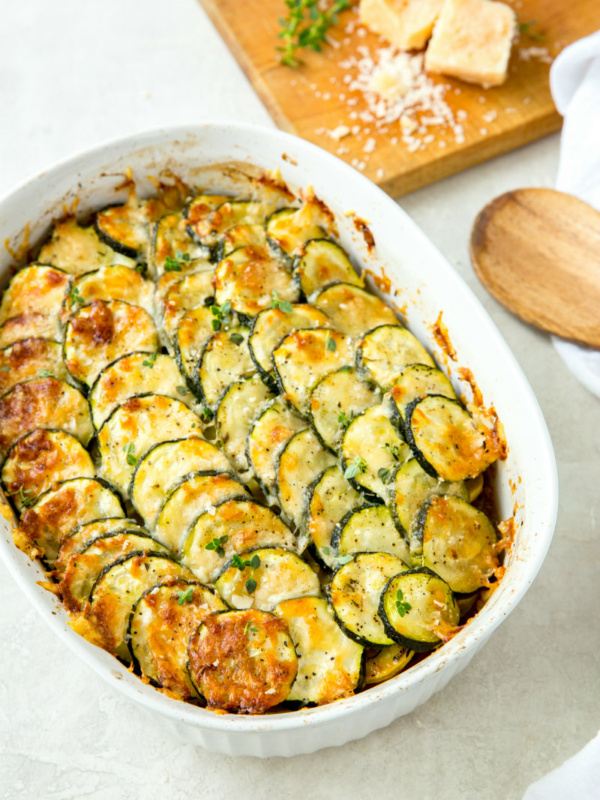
[550,30,600,398]
[523,731,600,799]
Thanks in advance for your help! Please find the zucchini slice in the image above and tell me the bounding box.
[154,471,249,555]
[266,200,332,257]
[327,552,407,646]
[341,404,411,500]
[61,266,154,322]
[187,608,298,714]
[130,437,231,529]
[86,553,194,661]
[363,644,413,685]
[274,596,364,705]
[190,200,271,246]
[332,505,410,565]
[222,223,268,257]
[160,269,216,340]
[97,394,201,497]
[14,477,124,565]
[304,465,362,569]
[214,547,320,611]
[0,339,68,396]
[95,201,150,260]
[276,428,336,530]
[313,283,397,338]
[389,457,468,536]
[38,217,135,274]
[185,194,231,234]
[405,395,499,481]
[196,324,256,409]
[389,365,457,435]
[55,517,146,575]
[215,375,275,480]
[273,328,354,417]
[248,304,331,382]
[379,568,459,652]
[174,306,215,393]
[412,494,498,594]
[309,366,381,453]
[153,212,212,273]
[0,265,70,324]
[182,500,298,584]
[246,398,306,497]
[295,239,363,298]
[357,325,435,390]
[0,378,93,461]
[130,580,226,699]
[89,352,195,429]
[64,300,159,387]
[59,530,171,611]
[214,245,299,317]
[2,429,95,513]
[0,313,62,348]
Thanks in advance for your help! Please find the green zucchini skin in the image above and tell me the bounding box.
[356,325,435,391]
[195,324,256,410]
[389,365,457,437]
[331,505,410,565]
[294,239,363,299]
[313,282,397,339]
[94,205,146,260]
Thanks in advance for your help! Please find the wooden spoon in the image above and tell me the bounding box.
[470,188,600,348]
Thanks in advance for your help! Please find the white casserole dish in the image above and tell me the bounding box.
[0,123,558,758]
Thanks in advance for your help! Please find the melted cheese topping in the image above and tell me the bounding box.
[0,265,70,324]
[314,283,397,338]
[0,339,67,397]
[39,217,135,274]
[307,465,362,569]
[247,399,306,495]
[198,325,256,409]
[249,304,332,375]
[359,324,435,390]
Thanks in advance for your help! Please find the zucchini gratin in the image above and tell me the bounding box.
[1,169,506,715]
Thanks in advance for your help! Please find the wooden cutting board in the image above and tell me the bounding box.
[197,0,600,197]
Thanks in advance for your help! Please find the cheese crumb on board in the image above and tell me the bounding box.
[359,0,444,51]
[425,0,517,88]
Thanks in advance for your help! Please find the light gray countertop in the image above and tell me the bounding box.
[1,1,598,798]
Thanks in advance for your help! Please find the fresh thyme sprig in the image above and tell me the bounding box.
[277,0,350,68]
[518,20,546,43]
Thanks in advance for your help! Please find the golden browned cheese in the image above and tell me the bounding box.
[0,266,70,323]
[0,339,67,396]
[17,485,79,558]
[69,300,115,346]
[215,246,297,316]
[188,609,297,714]
[0,313,60,348]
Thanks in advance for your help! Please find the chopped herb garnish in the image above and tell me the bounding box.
[277,0,351,68]
[1,365,9,372]
[326,332,337,352]
[229,332,244,345]
[384,441,401,461]
[378,467,393,484]
[518,20,546,42]
[142,352,158,368]
[336,554,354,565]
[8,485,33,508]
[322,546,331,555]
[176,385,190,395]
[337,409,354,428]
[205,535,228,558]
[69,285,83,306]
[164,250,191,272]
[37,369,54,379]
[244,620,259,636]
[338,365,353,373]
[123,441,137,466]
[270,290,293,313]
[231,553,261,594]
[210,300,233,331]
[135,264,145,273]
[344,456,367,480]
[176,587,194,605]
[395,588,412,617]
[200,406,213,422]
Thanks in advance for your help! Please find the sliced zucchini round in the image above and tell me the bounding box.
[327,552,408,646]
[389,457,468,537]
[246,398,306,497]
[215,375,275,480]
[274,596,364,705]
[87,553,194,661]
[153,212,212,273]
[191,200,271,246]
[15,477,124,565]
[2,429,95,513]
[89,352,195,429]
[405,395,498,481]
[304,465,362,569]
[185,193,231,235]
[379,568,459,652]
[196,324,256,409]
[357,324,435,390]
[154,471,249,555]
[273,328,354,417]
[55,517,146,575]
[295,239,363,298]
[313,283,397,338]
[95,200,150,259]
[309,366,381,453]
[61,265,154,322]
[215,547,320,611]
[363,644,413,685]
[222,223,268,256]
[412,494,498,594]
[0,378,93,461]
[0,265,70,324]
[341,404,411,500]
[187,608,298,714]
[0,339,68,397]
[332,505,410,565]
[276,428,336,531]
[97,394,201,497]
[39,217,135,275]
[214,245,299,317]
[389,364,457,435]
[59,530,171,611]
[0,313,62,348]
[160,269,216,340]
[248,303,331,381]
[64,300,158,387]
[174,306,215,393]
[130,437,231,529]
[266,200,331,257]
[182,499,298,584]
[130,580,226,699]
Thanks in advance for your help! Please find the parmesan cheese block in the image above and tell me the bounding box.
[359,0,443,51]
[425,0,517,87]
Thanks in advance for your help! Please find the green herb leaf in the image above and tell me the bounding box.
[205,535,228,558]
[164,250,191,272]
[8,485,34,507]
[337,409,354,428]
[244,620,259,635]
[211,318,221,331]
[326,332,337,351]
[0,365,9,372]
[277,0,350,67]
[336,554,354,565]
[338,365,353,373]
[200,406,213,422]
[142,352,157,368]
[344,456,366,480]
[123,441,137,466]
[378,467,393,484]
[176,385,190,395]
[69,285,83,306]
[177,587,194,605]
[245,577,257,594]
[249,554,261,570]
[395,587,412,617]
[229,332,244,345]
[384,441,401,461]
[270,290,293,313]
[518,20,546,42]
[231,554,247,571]
[322,546,331,555]
[37,369,54,378]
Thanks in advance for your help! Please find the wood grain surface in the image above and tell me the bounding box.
[197,0,600,197]
[470,188,600,348]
